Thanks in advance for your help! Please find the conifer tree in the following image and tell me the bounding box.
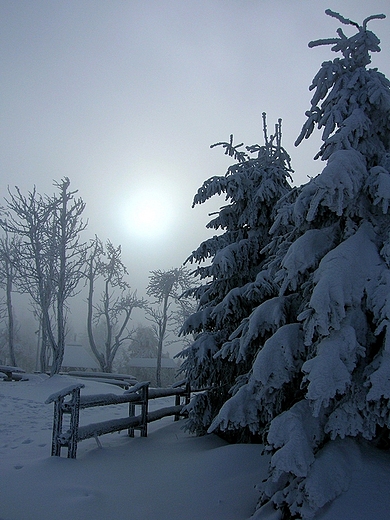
[179,116,293,436]
[207,10,390,518]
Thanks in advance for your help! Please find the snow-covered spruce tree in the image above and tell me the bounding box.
[208,10,390,519]
[179,116,293,437]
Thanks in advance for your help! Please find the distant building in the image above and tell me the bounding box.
[60,344,99,372]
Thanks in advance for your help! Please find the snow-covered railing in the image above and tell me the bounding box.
[0,364,26,381]
[45,381,191,459]
[66,371,138,389]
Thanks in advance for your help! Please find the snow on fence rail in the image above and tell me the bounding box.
[66,371,138,389]
[45,380,191,459]
[0,364,26,381]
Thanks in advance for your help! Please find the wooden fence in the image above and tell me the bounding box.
[45,380,191,459]
[0,364,26,381]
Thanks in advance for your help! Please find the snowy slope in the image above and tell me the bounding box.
[1,375,390,520]
[0,375,266,520]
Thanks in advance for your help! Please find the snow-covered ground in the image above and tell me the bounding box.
[1,374,390,520]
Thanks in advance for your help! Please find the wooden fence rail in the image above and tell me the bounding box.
[0,364,26,381]
[45,380,190,459]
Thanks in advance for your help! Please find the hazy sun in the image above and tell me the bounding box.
[121,186,173,240]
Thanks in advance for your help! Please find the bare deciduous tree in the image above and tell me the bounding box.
[0,178,87,374]
[0,232,20,366]
[146,267,193,387]
[86,237,145,372]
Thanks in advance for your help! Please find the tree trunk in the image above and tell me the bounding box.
[51,180,68,375]
[103,279,113,372]
[40,320,49,373]
[156,294,169,387]
[5,259,16,367]
[156,334,163,387]
[86,264,105,372]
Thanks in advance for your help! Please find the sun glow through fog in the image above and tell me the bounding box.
[121,185,174,240]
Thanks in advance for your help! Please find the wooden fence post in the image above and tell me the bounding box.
[48,385,82,458]
[140,382,149,437]
[67,386,81,459]
[174,392,180,421]
[174,382,191,420]
[128,402,136,437]
[185,382,191,405]
[51,395,64,456]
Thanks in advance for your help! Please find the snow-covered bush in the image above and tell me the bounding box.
[206,10,390,519]
[178,115,293,436]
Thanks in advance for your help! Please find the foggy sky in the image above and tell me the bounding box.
[1,0,390,297]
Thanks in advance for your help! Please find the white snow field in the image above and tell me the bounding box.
[1,374,390,520]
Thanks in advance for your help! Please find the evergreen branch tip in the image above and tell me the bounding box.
[324,9,359,28]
